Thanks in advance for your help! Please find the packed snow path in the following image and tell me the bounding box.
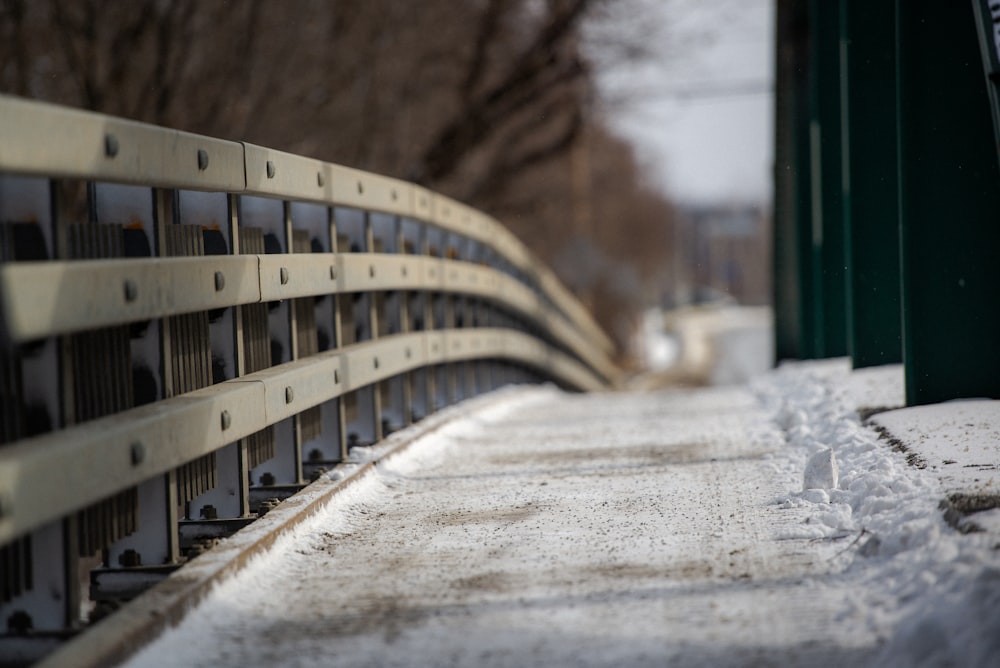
[123,373,1000,667]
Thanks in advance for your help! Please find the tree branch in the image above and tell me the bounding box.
[468,92,583,202]
[415,0,592,184]
[461,0,506,99]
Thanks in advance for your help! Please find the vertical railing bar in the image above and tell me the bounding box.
[49,175,81,629]
[422,222,436,412]
[364,209,383,444]
[154,188,181,564]
[284,200,303,483]
[395,214,413,428]
[228,193,251,518]
[329,206,349,461]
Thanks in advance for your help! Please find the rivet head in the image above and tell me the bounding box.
[130,441,145,466]
[280,267,289,285]
[197,149,209,171]
[214,271,225,292]
[123,279,138,302]
[221,410,231,431]
[104,133,119,158]
[285,386,294,404]
[266,160,276,179]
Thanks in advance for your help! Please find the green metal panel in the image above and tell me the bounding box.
[897,1,1000,405]
[808,0,849,359]
[794,95,819,361]
[793,0,819,360]
[774,0,812,362]
[841,0,902,369]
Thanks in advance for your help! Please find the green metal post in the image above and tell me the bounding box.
[774,0,851,362]
[774,0,811,362]
[808,0,849,359]
[841,0,902,368]
[897,1,1000,405]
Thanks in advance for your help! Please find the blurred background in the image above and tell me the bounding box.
[0,0,774,377]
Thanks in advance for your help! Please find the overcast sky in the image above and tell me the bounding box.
[594,0,775,206]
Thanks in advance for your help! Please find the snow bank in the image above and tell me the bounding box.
[755,360,1000,666]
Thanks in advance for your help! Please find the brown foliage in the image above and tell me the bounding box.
[0,0,676,350]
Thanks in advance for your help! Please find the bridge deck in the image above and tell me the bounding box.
[115,381,895,667]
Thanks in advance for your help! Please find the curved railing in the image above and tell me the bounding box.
[0,94,615,664]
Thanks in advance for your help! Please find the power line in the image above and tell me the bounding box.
[605,80,774,104]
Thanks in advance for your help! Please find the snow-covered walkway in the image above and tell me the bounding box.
[121,363,1000,667]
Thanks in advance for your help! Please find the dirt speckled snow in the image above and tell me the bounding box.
[123,369,1000,667]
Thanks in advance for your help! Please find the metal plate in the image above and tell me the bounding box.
[0,95,244,192]
[327,164,412,218]
[0,252,613,383]
[0,380,266,546]
[243,144,330,204]
[0,256,260,341]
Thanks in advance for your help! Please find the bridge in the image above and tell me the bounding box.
[3,2,1000,665]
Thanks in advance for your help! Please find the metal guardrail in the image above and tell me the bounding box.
[0,94,615,665]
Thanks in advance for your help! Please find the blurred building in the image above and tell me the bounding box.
[671,204,771,307]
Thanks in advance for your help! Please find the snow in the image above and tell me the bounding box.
[756,360,1000,666]
[871,401,1000,498]
[639,304,773,385]
[633,308,680,371]
[118,358,1000,667]
[803,448,839,491]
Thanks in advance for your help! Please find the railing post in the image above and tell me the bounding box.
[227,193,253,518]
[284,201,306,484]
[773,0,807,361]
[840,0,902,368]
[807,0,849,358]
[242,195,298,490]
[364,211,384,443]
[330,208,350,461]
[394,214,414,428]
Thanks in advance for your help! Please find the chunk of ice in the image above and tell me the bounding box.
[803,448,839,490]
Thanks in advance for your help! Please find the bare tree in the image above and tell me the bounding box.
[0,0,677,351]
